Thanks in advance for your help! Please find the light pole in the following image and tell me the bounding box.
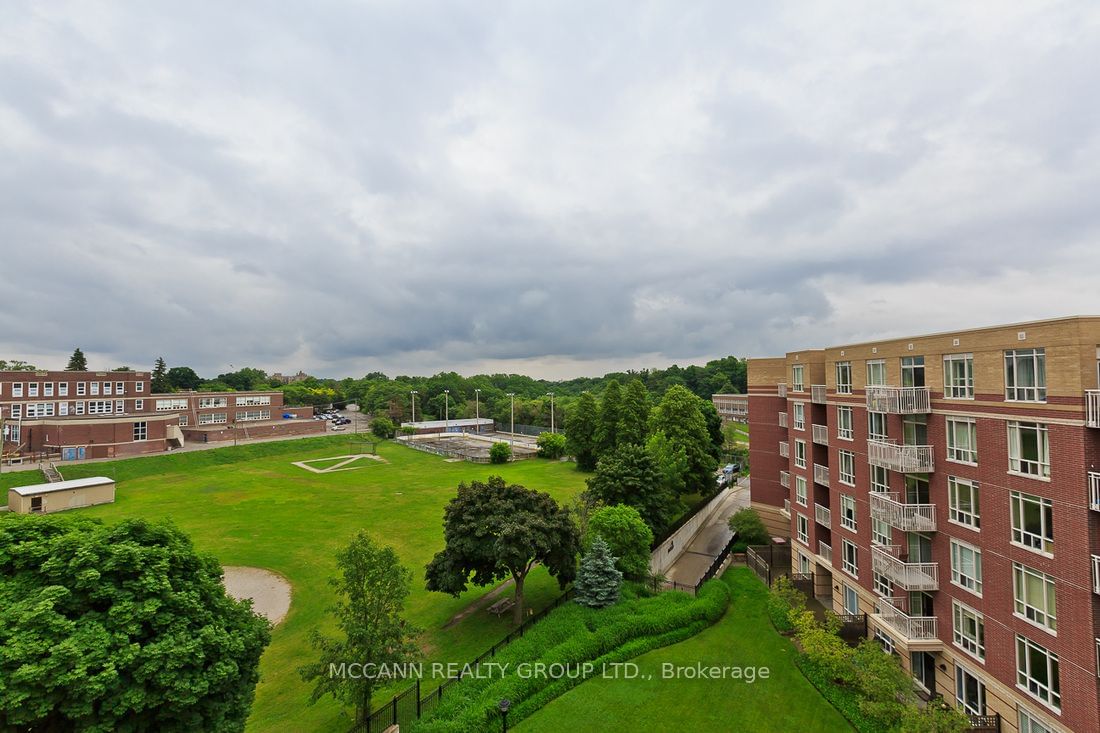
[507,393,515,447]
[444,389,450,433]
[410,390,418,424]
[474,389,481,433]
[499,698,511,732]
[546,392,555,433]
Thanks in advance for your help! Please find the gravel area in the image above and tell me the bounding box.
[222,566,292,625]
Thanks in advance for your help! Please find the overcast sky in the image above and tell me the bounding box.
[2,2,1098,379]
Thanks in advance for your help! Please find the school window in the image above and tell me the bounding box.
[178,415,188,426]
[840,494,857,531]
[948,477,980,530]
[1016,635,1060,710]
[1005,348,1047,402]
[236,410,270,422]
[135,399,144,411]
[76,382,86,396]
[1008,422,1050,478]
[43,383,54,397]
[943,353,974,399]
[10,404,21,419]
[1013,563,1057,633]
[946,417,977,464]
[796,514,809,545]
[58,382,68,397]
[58,403,69,416]
[133,421,147,442]
[135,381,144,392]
[199,396,228,409]
[28,383,38,397]
[103,382,112,395]
[1010,491,1054,555]
[236,395,272,406]
[115,400,124,413]
[74,402,85,415]
[951,540,983,595]
[90,382,100,395]
[839,450,855,486]
[156,398,189,412]
[953,602,986,660]
[955,665,987,716]
[795,475,808,506]
[794,440,806,469]
[868,411,887,441]
[87,401,113,415]
[12,383,23,397]
[865,360,886,387]
[837,405,853,440]
[116,381,125,395]
[793,402,805,430]
[841,540,858,578]
[835,361,852,394]
[198,413,227,425]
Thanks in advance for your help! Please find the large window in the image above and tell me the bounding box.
[1016,635,1060,710]
[953,602,986,660]
[873,570,891,596]
[868,411,887,441]
[840,494,857,531]
[795,475,808,506]
[199,396,228,409]
[794,440,806,469]
[946,417,977,464]
[1005,348,1047,402]
[236,395,272,406]
[198,412,227,425]
[792,365,805,392]
[944,353,974,399]
[839,450,855,486]
[841,540,858,578]
[1010,491,1054,555]
[1008,422,1050,478]
[87,400,113,415]
[951,539,983,596]
[955,665,987,715]
[866,360,886,387]
[871,517,891,547]
[901,356,925,387]
[1018,708,1056,733]
[156,398,189,412]
[837,405,853,440]
[236,409,271,422]
[948,477,980,530]
[793,402,805,431]
[796,514,808,545]
[870,464,889,493]
[1013,563,1057,633]
[836,362,852,394]
[133,421,147,442]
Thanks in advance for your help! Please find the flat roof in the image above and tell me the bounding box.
[401,418,494,429]
[9,476,115,496]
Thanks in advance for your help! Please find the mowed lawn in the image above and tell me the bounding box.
[2,437,589,732]
[518,568,852,733]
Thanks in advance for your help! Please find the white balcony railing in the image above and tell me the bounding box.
[818,541,832,565]
[778,383,788,399]
[871,545,938,591]
[867,439,935,473]
[874,597,938,641]
[1090,472,1100,512]
[781,499,791,517]
[780,470,790,488]
[869,492,936,532]
[815,502,832,527]
[1088,390,1100,428]
[812,424,829,446]
[865,385,931,414]
[778,411,788,428]
[811,385,827,404]
[813,463,830,487]
[779,441,790,458]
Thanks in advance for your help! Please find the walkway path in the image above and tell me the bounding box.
[664,477,750,587]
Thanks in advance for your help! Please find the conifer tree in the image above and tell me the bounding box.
[616,379,650,446]
[566,392,600,471]
[595,379,623,456]
[574,535,622,609]
[65,348,88,371]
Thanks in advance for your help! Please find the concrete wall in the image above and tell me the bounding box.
[649,487,732,577]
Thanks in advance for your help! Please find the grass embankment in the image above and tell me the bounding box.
[519,568,852,733]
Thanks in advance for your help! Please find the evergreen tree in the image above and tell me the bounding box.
[649,385,718,494]
[151,357,171,393]
[595,379,623,456]
[65,348,88,371]
[565,392,599,471]
[573,535,621,608]
[616,379,650,446]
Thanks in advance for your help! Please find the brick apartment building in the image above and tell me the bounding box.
[748,316,1100,733]
[0,370,321,461]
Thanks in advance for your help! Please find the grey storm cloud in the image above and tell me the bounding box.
[2,1,1100,379]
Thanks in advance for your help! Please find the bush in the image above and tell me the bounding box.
[370,416,396,439]
[489,442,512,464]
[766,575,805,634]
[727,507,769,545]
[536,431,567,459]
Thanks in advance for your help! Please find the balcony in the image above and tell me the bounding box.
[817,540,832,566]
[812,424,829,446]
[1091,472,1100,512]
[867,439,934,473]
[779,470,790,489]
[815,502,832,527]
[811,385,827,404]
[873,597,941,649]
[778,411,788,429]
[1088,390,1100,428]
[781,499,791,518]
[871,545,938,591]
[778,383,788,399]
[869,493,936,532]
[813,463,830,487]
[779,441,789,458]
[865,385,931,414]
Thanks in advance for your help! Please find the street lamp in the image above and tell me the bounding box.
[506,393,515,447]
[546,392,555,433]
[498,699,511,732]
[410,390,418,424]
[474,389,481,433]
[444,389,450,433]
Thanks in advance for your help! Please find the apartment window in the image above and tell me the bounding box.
[198,412,227,425]
[179,415,188,426]
[795,475,808,506]
[793,402,805,430]
[1013,563,1057,633]
[1010,491,1054,555]
[135,381,144,392]
[871,518,891,547]
[791,365,804,392]
[874,628,896,655]
[835,362,852,394]
[946,417,977,464]
[953,602,986,660]
[90,382,99,395]
[951,539,983,596]
[156,398,189,412]
[901,356,925,387]
[133,421,147,442]
[838,450,855,486]
[12,383,23,397]
[955,665,987,716]
[115,381,125,395]
[943,353,974,399]
[1005,348,1047,402]
[868,411,887,441]
[43,382,54,397]
[794,440,806,469]
[236,395,272,406]
[199,396,228,409]
[866,360,886,387]
[843,584,859,615]
[841,540,858,578]
[135,399,144,411]
[837,405,853,440]
[1018,708,1056,733]
[28,383,38,397]
[58,383,68,397]
[236,409,270,422]
[1008,422,1050,478]
[840,494,857,531]
[873,570,891,596]
[103,382,112,396]
[796,514,809,545]
[1016,635,1060,710]
[76,382,86,396]
[948,477,980,530]
[870,465,889,493]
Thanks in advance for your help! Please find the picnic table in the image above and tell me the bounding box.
[488,597,515,617]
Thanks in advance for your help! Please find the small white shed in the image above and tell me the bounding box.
[7,476,116,514]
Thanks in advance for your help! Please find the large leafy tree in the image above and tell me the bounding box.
[649,385,718,494]
[700,401,725,461]
[300,532,420,726]
[65,348,88,371]
[595,379,623,456]
[425,477,580,625]
[151,356,171,393]
[565,392,599,471]
[0,514,270,732]
[586,504,653,580]
[0,360,37,371]
[616,379,650,447]
[167,366,203,391]
[584,444,678,533]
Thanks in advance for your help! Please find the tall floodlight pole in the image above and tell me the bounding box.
[410,390,418,424]
[475,389,481,434]
[546,392,555,433]
[507,393,515,447]
[444,389,450,433]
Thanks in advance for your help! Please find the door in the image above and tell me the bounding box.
[906,475,930,504]
[910,651,936,693]
[908,591,934,617]
[907,533,933,563]
[30,496,43,513]
[955,665,986,715]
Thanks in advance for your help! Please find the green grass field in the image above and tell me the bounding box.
[518,568,852,733]
[2,438,589,732]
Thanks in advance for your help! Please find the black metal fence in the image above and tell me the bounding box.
[968,713,1001,732]
[745,542,792,586]
[694,534,738,593]
[830,612,868,644]
[789,572,813,596]
[350,588,576,733]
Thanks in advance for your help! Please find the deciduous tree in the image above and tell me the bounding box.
[587,505,653,580]
[649,385,718,494]
[616,379,650,447]
[166,365,203,391]
[585,444,677,533]
[565,392,599,471]
[595,379,623,455]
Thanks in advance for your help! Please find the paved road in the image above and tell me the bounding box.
[664,477,750,586]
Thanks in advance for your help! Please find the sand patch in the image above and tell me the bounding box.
[223,566,292,624]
